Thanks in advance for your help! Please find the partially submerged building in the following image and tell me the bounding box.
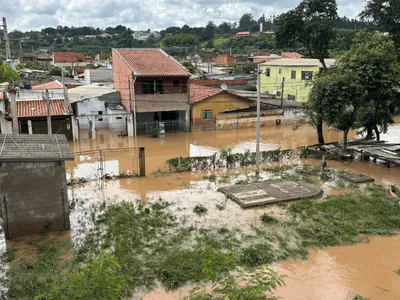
[0,134,73,239]
[112,48,191,135]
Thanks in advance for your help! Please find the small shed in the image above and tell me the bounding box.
[0,134,74,239]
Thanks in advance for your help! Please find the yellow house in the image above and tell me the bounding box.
[260,58,336,102]
[190,84,252,127]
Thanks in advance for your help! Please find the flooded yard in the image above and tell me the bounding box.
[1,118,400,299]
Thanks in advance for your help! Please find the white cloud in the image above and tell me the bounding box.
[0,0,365,32]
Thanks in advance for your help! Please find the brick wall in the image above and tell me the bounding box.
[113,50,133,111]
[0,161,70,239]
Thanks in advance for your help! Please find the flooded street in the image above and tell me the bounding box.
[2,117,400,299]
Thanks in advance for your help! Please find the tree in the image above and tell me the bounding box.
[49,67,62,76]
[339,30,400,141]
[311,70,365,150]
[218,22,232,34]
[360,0,400,57]
[205,21,216,40]
[239,14,257,31]
[0,64,21,83]
[275,0,338,144]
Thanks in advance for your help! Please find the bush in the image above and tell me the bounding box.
[193,204,208,215]
[260,213,278,224]
[239,244,275,267]
[35,254,128,300]
[148,127,160,138]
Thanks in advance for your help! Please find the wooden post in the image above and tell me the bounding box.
[139,147,146,177]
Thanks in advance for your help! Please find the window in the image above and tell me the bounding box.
[98,111,103,115]
[291,70,296,80]
[116,117,123,120]
[279,68,282,74]
[265,68,271,77]
[173,80,180,86]
[288,94,296,101]
[142,80,164,94]
[301,71,313,80]
[202,110,213,119]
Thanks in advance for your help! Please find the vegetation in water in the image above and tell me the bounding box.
[353,295,369,300]
[396,269,400,276]
[260,213,279,224]
[193,204,208,215]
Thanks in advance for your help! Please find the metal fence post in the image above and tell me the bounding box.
[139,147,146,177]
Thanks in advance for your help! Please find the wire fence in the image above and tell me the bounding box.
[136,120,187,135]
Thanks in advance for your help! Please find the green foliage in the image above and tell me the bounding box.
[6,248,17,262]
[260,213,279,224]
[49,67,62,76]
[23,61,47,70]
[193,204,208,215]
[35,254,127,300]
[203,174,217,182]
[186,265,286,300]
[239,14,257,31]
[240,244,275,267]
[162,33,199,47]
[0,64,21,83]
[148,127,160,138]
[353,295,369,300]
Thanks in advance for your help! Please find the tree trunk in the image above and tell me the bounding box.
[317,119,325,144]
[366,127,374,140]
[374,125,380,141]
[343,129,349,152]
[319,58,327,72]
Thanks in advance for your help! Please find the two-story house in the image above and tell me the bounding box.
[112,48,191,135]
[260,58,336,102]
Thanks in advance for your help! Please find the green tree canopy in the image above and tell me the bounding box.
[0,64,21,83]
[239,14,257,31]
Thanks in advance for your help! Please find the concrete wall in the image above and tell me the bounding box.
[215,109,284,130]
[134,93,189,113]
[106,107,127,131]
[0,161,70,239]
[112,50,133,111]
[192,93,250,124]
[260,64,318,102]
[84,69,113,84]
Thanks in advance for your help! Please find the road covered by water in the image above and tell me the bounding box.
[1,118,399,299]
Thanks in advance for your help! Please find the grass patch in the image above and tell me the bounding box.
[152,169,171,177]
[396,269,400,275]
[239,243,275,267]
[260,213,279,224]
[353,295,369,300]
[6,248,17,262]
[203,174,216,182]
[193,204,208,215]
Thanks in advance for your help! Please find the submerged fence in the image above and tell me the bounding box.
[136,120,187,135]
[66,147,146,183]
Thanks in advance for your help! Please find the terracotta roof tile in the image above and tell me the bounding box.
[190,84,239,104]
[113,48,190,76]
[32,81,63,90]
[17,99,66,118]
[53,52,85,63]
[281,52,303,59]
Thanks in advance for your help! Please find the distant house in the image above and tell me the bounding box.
[215,55,236,66]
[68,83,127,131]
[235,32,251,39]
[260,58,336,102]
[80,69,113,85]
[281,52,303,59]
[190,84,253,129]
[52,52,92,67]
[112,48,191,135]
[0,134,73,239]
[132,31,161,41]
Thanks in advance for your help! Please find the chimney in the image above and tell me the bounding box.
[260,22,263,32]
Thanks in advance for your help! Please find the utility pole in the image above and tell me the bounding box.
[19,40,22,62]
[61,67,69,114]
[280,77,285,108]
[9,87,19,134]
[2,17,11,60]
[43,89,52,135]
[255,64,261,179]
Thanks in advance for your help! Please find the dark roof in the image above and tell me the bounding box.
[0,134,74,161]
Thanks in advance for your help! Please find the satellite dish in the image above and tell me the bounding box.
[221,84,227,90]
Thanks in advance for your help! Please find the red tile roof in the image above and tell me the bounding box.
[113,49,190,76]
[17,100,66,118]
[32,81,63,90]
[53,52,85,63]
[281,52,303,59]
[190,84,240,104]
[236,32,250,35]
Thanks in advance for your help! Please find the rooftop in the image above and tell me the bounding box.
[190,84,250,104]
[32,80,63,90]
[0,134,74,162]
[261,58,336,68]
[106,103,126,110]
[67,83,118,103]
[281,52,303,59]
[17,99,67,118]
[53,52,85,63]
[113,48,190,76]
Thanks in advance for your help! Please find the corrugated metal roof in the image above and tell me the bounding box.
[17,99,67,118]
[68,83,117,103]
[113,48,190,76]
[32,81,63,90]
[0,134,74,161]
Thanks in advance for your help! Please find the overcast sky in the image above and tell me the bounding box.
[0,0,365,32]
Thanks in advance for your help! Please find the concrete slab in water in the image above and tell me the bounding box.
[218,180,322,208]
[340,172,374,184]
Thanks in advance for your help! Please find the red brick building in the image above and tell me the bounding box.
[52,52,92,67]
[112,48,191,135]
[215,55,237,66]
